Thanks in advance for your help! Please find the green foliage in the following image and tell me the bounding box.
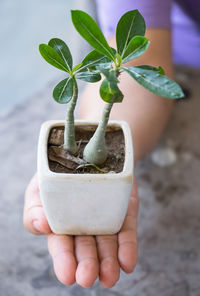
[71,10,115,61]
[79,50,112,71]
[100,79,123,103]
[98,68,119,84]
[48,38,73,71]
[122,36,150,63]
[39,44,70,73]
[53,77,75,104]
[122,66,184,99]
[71,63,82,73]
[136,65,165,75]
[76,71,101,83]
[39,39,106,104]
[116,10,146,56]
[70,8,184,101]
[40,9,184,107]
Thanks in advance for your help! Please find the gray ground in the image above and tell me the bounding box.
[0,66,200,295]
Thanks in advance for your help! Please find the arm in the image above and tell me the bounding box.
[79,28,174,162]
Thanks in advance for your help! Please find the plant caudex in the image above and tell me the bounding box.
[39,39,105,155]
[39,9,184,166]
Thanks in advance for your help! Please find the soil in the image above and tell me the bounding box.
[48,125,125,174]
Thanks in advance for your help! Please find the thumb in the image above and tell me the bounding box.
[23,174,52,235]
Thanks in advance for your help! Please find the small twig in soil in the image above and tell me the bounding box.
[49,146,86,170]
[76,139,90,158]
[76,139,83,152]
[76,163,108,174]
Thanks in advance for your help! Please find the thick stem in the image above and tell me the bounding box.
[83,102,113,165]
[63,79,78,155]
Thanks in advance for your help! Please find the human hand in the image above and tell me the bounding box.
[24,174,138,288]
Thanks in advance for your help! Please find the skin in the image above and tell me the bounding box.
[24,174,138,288]
[23,28,174,287]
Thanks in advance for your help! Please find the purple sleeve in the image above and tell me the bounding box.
[96,0,172,38]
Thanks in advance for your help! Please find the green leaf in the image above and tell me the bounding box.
[122,36,150,63]
[72,63,82,73]
[158,66,165,75]
[98,68,119,83]
[100,79,124,103]
[82,50,112,70]
[122,66,185,99]
[116,53,122,65]
[74,50,110,75]
[96,62,113,71]
[39,44,69,72]
[77,71,101,82]
[53,77,75,103]
[48,38,73,70]
[136,65,165,75]
[71,10,115,61]
[116,10,146,56]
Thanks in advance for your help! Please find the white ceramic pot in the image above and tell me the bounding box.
[37,120,134,235]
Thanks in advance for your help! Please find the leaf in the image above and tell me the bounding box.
[39,44,69,72]
[74,50,109,75]
[122,66,185,99]
[122,36,150,63]
[100,79,124,103]
[48,38,73,70]
[53,77,75,103]
[98,68,119,83]
[116,10,146,56]
[77,71,101,82]
[72,63,82,73]
[71,10,115,61]
[136,65,165,75]
[116,53,122,65]
[81,50,112,71]
[158,66,165,75]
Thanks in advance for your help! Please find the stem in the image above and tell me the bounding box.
[83,102,113,165]
[63,78,78,155]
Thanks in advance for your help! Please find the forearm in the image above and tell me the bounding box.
[78,29,174,163]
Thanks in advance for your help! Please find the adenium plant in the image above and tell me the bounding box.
[39,9,184,166]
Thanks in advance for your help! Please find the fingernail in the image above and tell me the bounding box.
[33,220,42,233]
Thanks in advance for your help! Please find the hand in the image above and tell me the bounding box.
[24,174,138,288]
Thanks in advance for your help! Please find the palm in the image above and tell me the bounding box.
[24,174,138,288]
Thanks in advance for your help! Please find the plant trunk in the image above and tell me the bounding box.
[83,102,113,165]
[63,79,78,155]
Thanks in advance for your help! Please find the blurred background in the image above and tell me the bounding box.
[0,1,200,295]
[0,0,96,111]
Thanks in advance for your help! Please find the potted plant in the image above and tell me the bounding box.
[38,9,184,235]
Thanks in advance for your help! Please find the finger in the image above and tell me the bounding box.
[75,236,99,288]
[23,174,51,235]
[48,234,77,286]
[118,178,139,273]
[96,235,120,288]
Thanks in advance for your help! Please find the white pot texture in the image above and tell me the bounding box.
[37,120,134,235]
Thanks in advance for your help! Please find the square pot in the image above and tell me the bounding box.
[37,120,134,235]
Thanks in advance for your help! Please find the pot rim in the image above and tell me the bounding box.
[38,119,134,181]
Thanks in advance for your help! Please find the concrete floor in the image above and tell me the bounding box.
[0,66,200,295]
